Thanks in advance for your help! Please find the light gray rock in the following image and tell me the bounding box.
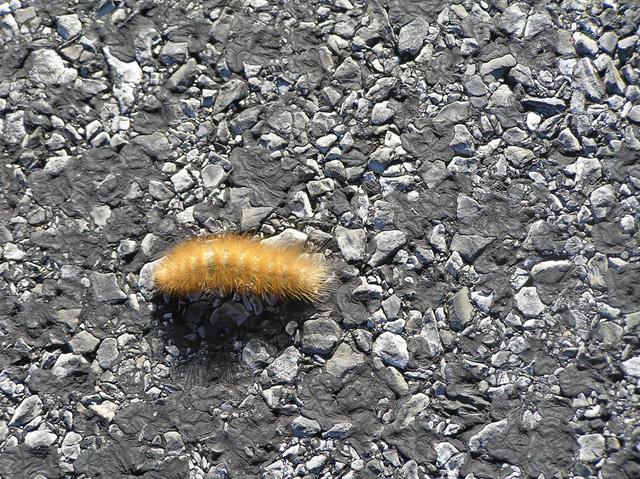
[558,128,581,153]
[590,185,616,219]
[213,79,247,113]
[103,47,142,113]
[449,287,473,331]
[242,340,271,370]
[371,101,395,125]
[52,353,89,378]
[514,287,546,317]
[267,346,301,384]
[334,226,366,262]
[292,416,321,437]
[479,54,516,78]
[449,124,475,156]
[369,230,406,266]
[578,433,605,462]
[450,234,491,262]
[302,318,341,354]
[3,111,26,144]
[628,105,640,124]
[164,431,185,452]
[166,58,197,92]
[573,31,598,56]
[159,41,189,65]
[170,168,195,193]
[3,243,26,261]
[621,356,640,378]
[325,342,366,377]
[90,272,127,303]
[97,338,119,369]
[202,164,226,189]
[28,49,77,85]
[9,395,43,426]
[469,419,508,452]
[69,331,100,354]
[25,429,57,450]
[397,18,429,57]
[373,332,409,369]
[573,58,605,101]
[57,13,82,39]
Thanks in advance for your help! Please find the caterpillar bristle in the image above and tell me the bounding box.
[152,233,330,302]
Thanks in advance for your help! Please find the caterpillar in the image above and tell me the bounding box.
[152,233,329,302]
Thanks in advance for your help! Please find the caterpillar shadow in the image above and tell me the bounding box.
[149,293,320,390]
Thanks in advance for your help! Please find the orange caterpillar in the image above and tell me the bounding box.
[153,233,329,301]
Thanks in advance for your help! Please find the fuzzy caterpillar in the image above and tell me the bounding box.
[152,233,329,301]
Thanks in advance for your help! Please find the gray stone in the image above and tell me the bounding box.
[479,54,516,78]
[590,185,616,219]
[450,234,491,262]
[170,168,195,193]
[373,332,409,369]
[52,353,88,378]
[628,105,640,124]
[604,62,626,95]
[504,146,535,166]
[573,32,598,56]
[164,431,185,452]
[166,58,197,92]
[521,96,566,116]
[69,331,100,354]
[514,287,546,317]
[449,287,473,331]
[242,340,271,370]
[3,111,26,145]
[621,356,640,378]
[397,18,429,57]
[381,294,402,320]
[558,128,581,153]
[434,101,471,126]
[201,165,225,191]
[334,226,366,262]
[25,430,57,450]
[449,124,475,156]
[3,243,26,261]
[292,416,321,437]
[595,322,623,349]
[159,41,189,65]
[469,419,508,452]
[213,79,247,113]
[28,49,77,85]
[103,47,142,112]
[301,318,341,355]
[578,434,605,463]
[90,272,127,303]
[573,58,605,101]
[598,31,618,54]
[97,338,119,369]
[266,346,301,384]
[326,342,366,377]
[9,395,43,426]
[133,132,170,159]
[148,181,174,200]
[464,75,488,96]
[57,13,82,39]
[369,230,406,266]
[89,401,117,422]
[261,228,307,248]
[371,101,395,125]
[316,133,337,152]
[508,64,534,88]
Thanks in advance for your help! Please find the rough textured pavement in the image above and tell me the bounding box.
[1,0,639,478]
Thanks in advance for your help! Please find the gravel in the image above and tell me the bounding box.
[1,1,639,478]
